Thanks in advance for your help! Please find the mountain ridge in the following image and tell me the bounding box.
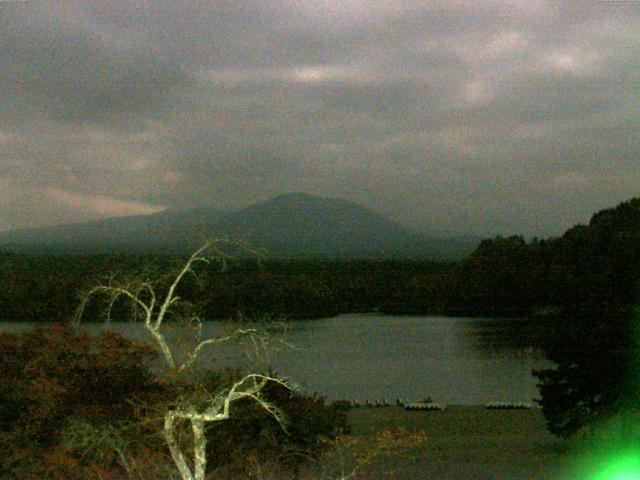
[0,193,479,259]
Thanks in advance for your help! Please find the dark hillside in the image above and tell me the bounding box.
[444,197,640,317]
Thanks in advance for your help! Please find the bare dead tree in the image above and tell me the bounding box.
[74,240,290,480]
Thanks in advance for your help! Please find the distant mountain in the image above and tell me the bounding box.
[191,193,430,257]
[0,208,228,254]
[0,193,478,258]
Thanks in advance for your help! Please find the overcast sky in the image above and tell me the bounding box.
[0,0,638,237]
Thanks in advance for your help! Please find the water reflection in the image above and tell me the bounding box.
[458,317,555,355]
[0,314,552,405]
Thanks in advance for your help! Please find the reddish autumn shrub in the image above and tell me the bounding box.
[0,325,164,479]
[201,371,349,479]
[0,326,349,480]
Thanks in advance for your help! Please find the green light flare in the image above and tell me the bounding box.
[566,445,640,480]
[589,453,640,480]
[568,413,640,480]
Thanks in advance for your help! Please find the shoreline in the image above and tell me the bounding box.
[345,405,571,480]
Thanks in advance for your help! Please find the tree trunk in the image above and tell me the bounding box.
[192,419,207,480]
[164,413,195,480]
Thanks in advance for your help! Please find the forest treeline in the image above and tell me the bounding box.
[0,197,638,323]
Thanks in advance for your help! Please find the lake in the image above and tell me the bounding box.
[0,314,551,405]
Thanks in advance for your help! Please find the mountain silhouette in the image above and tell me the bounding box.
[0,193,478,258]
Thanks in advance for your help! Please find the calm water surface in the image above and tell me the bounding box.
[1,314,551,405]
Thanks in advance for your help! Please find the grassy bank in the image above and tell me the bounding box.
[344,406,571,480]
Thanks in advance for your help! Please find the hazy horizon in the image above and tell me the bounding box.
[1,1,638,237]
[0,190,617,239]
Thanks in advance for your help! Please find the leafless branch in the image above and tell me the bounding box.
[74,241,291,480]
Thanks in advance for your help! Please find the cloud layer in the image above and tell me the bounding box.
[1,0,638,236]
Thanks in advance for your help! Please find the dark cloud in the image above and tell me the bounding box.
[0,0,638,236]
[0,2,190,127]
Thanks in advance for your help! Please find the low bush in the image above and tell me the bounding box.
[201,374,349,478]
[0,325,348,479]
[0,324,164,479]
